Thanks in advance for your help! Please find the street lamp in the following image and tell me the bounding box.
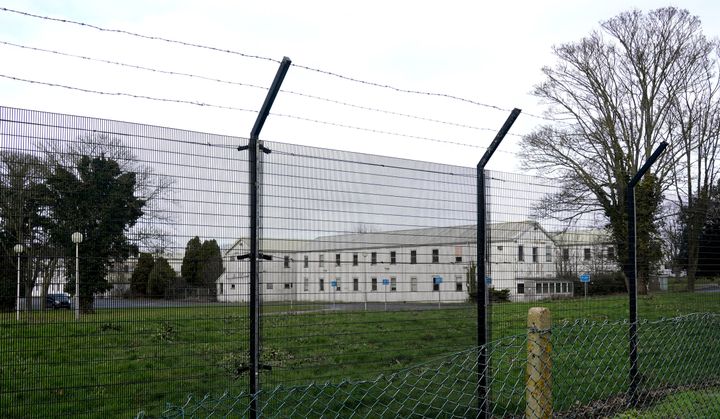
[13,244,24,321]
[72,232,83,320]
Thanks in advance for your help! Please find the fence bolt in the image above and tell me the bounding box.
[526,307,552,419]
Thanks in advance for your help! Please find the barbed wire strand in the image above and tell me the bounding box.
[0,40,507,133]
[0,6,553,121]
[0,73,525,154]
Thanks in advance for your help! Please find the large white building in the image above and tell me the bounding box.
[216,221,614,303]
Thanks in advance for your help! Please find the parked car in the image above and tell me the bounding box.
[46,294,71,309]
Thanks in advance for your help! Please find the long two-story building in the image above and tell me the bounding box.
[216,221,614,303]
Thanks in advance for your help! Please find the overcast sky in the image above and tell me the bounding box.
[1,0,720,172]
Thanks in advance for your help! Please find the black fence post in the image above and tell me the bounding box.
[624,141,668,407]
[240,56,291,419]
[476,108,520,418]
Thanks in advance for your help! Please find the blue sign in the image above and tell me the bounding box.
[485,276,492,285]
[433,276,443,285]
[331,280,337,287]
[382,278,390,286]
[580,274,590,283]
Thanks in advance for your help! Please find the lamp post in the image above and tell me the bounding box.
[14,244,24,321]
[71,232,83,320]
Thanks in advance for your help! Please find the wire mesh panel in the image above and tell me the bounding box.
[0,106,250,417]
[255,141,479,415]
[485,170,630,340]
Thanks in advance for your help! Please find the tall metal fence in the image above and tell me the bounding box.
[1,105,719,418]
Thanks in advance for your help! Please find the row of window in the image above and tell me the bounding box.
[259,277,466,292]
[516,282,573,295]
[281,245,617,268]
[284,248,462,269]
[515,246,615,262]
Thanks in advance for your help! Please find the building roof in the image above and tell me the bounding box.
[222,221,608,255]
[304,221,552,252]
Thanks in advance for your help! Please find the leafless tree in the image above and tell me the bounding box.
[520,7,718,293]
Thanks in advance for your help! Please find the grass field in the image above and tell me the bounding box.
[1,291,719,417]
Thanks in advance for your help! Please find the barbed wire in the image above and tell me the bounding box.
[0,73,258,113]
[0,7,279,64]
[0,6,552,121]
[0,73,527,152]
[0,40,511,133]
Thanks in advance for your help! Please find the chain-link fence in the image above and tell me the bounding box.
[2,106,719,418]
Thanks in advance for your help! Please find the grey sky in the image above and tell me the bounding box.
[2,1,719,172]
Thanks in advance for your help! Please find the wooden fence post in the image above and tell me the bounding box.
[526,307,552,418]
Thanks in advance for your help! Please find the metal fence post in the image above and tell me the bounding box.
[240,56,291,419]
[624,141,667,407]
[476,108,520,418]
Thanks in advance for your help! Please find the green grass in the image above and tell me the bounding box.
[1,292,719,417]
[615,387,720,418]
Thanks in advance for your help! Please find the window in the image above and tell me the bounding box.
[542,283,549,294]
[335,253,341,267]
[545,245,552,262]
[532,247,538,263]
[562,248,569,261]
[371,252,377,265]
[303,255,309,268]
[549,283,555,293]
[455,256,462,263]
[569,283,573,293]
[319,279,325,291]
[518,246,525,262]
[432,249,439,263]
[433,277,440,292]
[219,283,224,295]
[390,251,396,265]
[584,248,591,260]
[267,283,273,290]
[284,283,292,289]
[231,284,236,290]
[410,250,417,264]
[607,246,615,259]
[284,256,290,268]
[353,277,359,291]
[517,283,525,294]
[335,278,341,292]
[390,277,397,292]
[536,283,542,294]
[455,246,463,263]
[319,254,325,267]
[456,282,463,292]
[410,277,418,292]
[353,254,358,266]
[497,246,504,251]
[303,278,309,292]
[371,277,378,291]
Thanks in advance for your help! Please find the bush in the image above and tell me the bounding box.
[574,271,627,296]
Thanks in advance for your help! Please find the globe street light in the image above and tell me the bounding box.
[13,244,24,321]
[71,232,83,320]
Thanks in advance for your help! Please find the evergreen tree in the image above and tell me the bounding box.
[0,230,17,311]
[199,239,224,292]
[130,252,154,296]
[181,236,202,285]
[146,256,175,298]
[44,156,145,312]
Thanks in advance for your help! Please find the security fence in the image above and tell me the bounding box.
[1,105,719,418]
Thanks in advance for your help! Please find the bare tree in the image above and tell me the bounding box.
[520,7,717,293]
[667,45,720,290]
